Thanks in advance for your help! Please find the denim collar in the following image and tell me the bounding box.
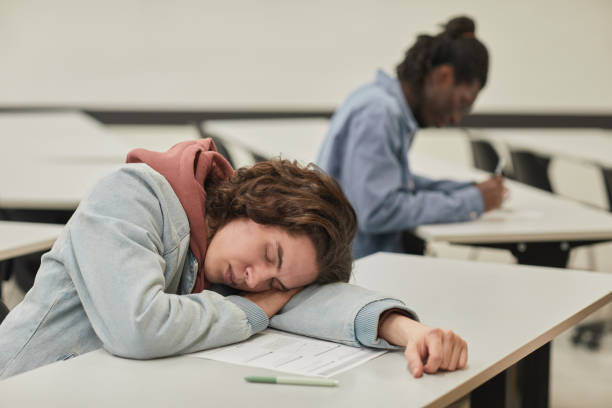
[374,70,419,134]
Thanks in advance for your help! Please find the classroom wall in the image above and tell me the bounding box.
[1,0,611,113]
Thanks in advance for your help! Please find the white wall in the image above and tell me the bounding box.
[1,0,611,112]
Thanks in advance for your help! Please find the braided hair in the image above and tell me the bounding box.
[396,16,489,92]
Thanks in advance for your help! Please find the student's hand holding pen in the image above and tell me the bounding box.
[379,314,468,378]
[476,175,506,211]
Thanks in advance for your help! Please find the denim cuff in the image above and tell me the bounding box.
[455,185,484,220]
[354,299,418,349]
[226,296,269,333]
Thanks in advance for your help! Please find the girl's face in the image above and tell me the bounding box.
[203,218,318,292]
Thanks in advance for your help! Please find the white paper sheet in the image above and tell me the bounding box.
[189,329,387,377]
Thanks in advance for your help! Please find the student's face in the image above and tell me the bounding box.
[419,65,481,128]
[204,218,318,292]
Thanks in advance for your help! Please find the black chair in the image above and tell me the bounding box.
[0,299,9,324]
[210,136,236,168]
[401,231,426,255]
[572,320,609,350]
[510,150,553,192]
[196,123,269,165]
[603,167,612,211]
[470,139,500,173]
[194,122,236,167]
[250,151,268,163]
[0,260,11,298]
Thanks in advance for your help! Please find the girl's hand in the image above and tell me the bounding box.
[241,287,302,318]
[379,313,468,378]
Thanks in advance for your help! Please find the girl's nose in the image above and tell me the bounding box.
[244,264,275,289]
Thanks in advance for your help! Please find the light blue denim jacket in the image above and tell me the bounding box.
[317,70,484,259]
[0,163,416,379]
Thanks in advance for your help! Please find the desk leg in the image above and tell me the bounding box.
[511,243,560,408]
[469,339,551,408]
[470,371,506,408]
[517,343,550,408]
[463,240,603,408]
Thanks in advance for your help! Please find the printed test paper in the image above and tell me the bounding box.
[189,329,386,377]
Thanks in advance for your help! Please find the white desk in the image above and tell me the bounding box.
[0,253,610,408]
[0,221,64,297]
[410,157,612,405]
[0,160,124,210]
[413,158,612,246]
[0,111,129,162]
[475,128,612,169]
[204,119,329,165]
[0,221,63,261]
[0,112,129,210]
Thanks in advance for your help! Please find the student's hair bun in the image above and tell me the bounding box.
[396,14,488,90]
[443,16,476,39]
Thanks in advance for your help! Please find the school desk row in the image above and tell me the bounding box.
[2,112,612,407]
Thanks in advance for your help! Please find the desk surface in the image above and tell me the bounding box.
[0,160,122,209]
[204,119,329,165]
[477,128,612,169]
[0,111,129,162]
[0,112,130,209]
[0,253,610,408]
[412,156,612,244]
[0,221,64,261]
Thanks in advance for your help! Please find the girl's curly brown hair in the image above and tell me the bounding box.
[205,159,357,284]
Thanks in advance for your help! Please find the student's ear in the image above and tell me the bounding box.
[430,64,455,89]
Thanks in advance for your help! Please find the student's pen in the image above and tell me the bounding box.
[245,375,339,387]
[494,157,505,177]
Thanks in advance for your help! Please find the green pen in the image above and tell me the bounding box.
[245,375,339,387]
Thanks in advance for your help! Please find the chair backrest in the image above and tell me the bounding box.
[470,140,499,173]
[209,136,235,168]
[0,299,9,324]
[195,123,236,168]
[510,150,553,192]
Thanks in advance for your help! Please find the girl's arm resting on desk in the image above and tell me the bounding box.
[379,313,468,378]
[266,283,467,378]
[268,283,417,348]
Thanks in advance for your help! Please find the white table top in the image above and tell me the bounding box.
[412,156,612,244]
[0,252,610,407]
[0,160,123,209]
[0,221,64,261]
[0,111,130,162]
[0,112,131,209]
[204,119,329,165]
[475,128,612,169]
